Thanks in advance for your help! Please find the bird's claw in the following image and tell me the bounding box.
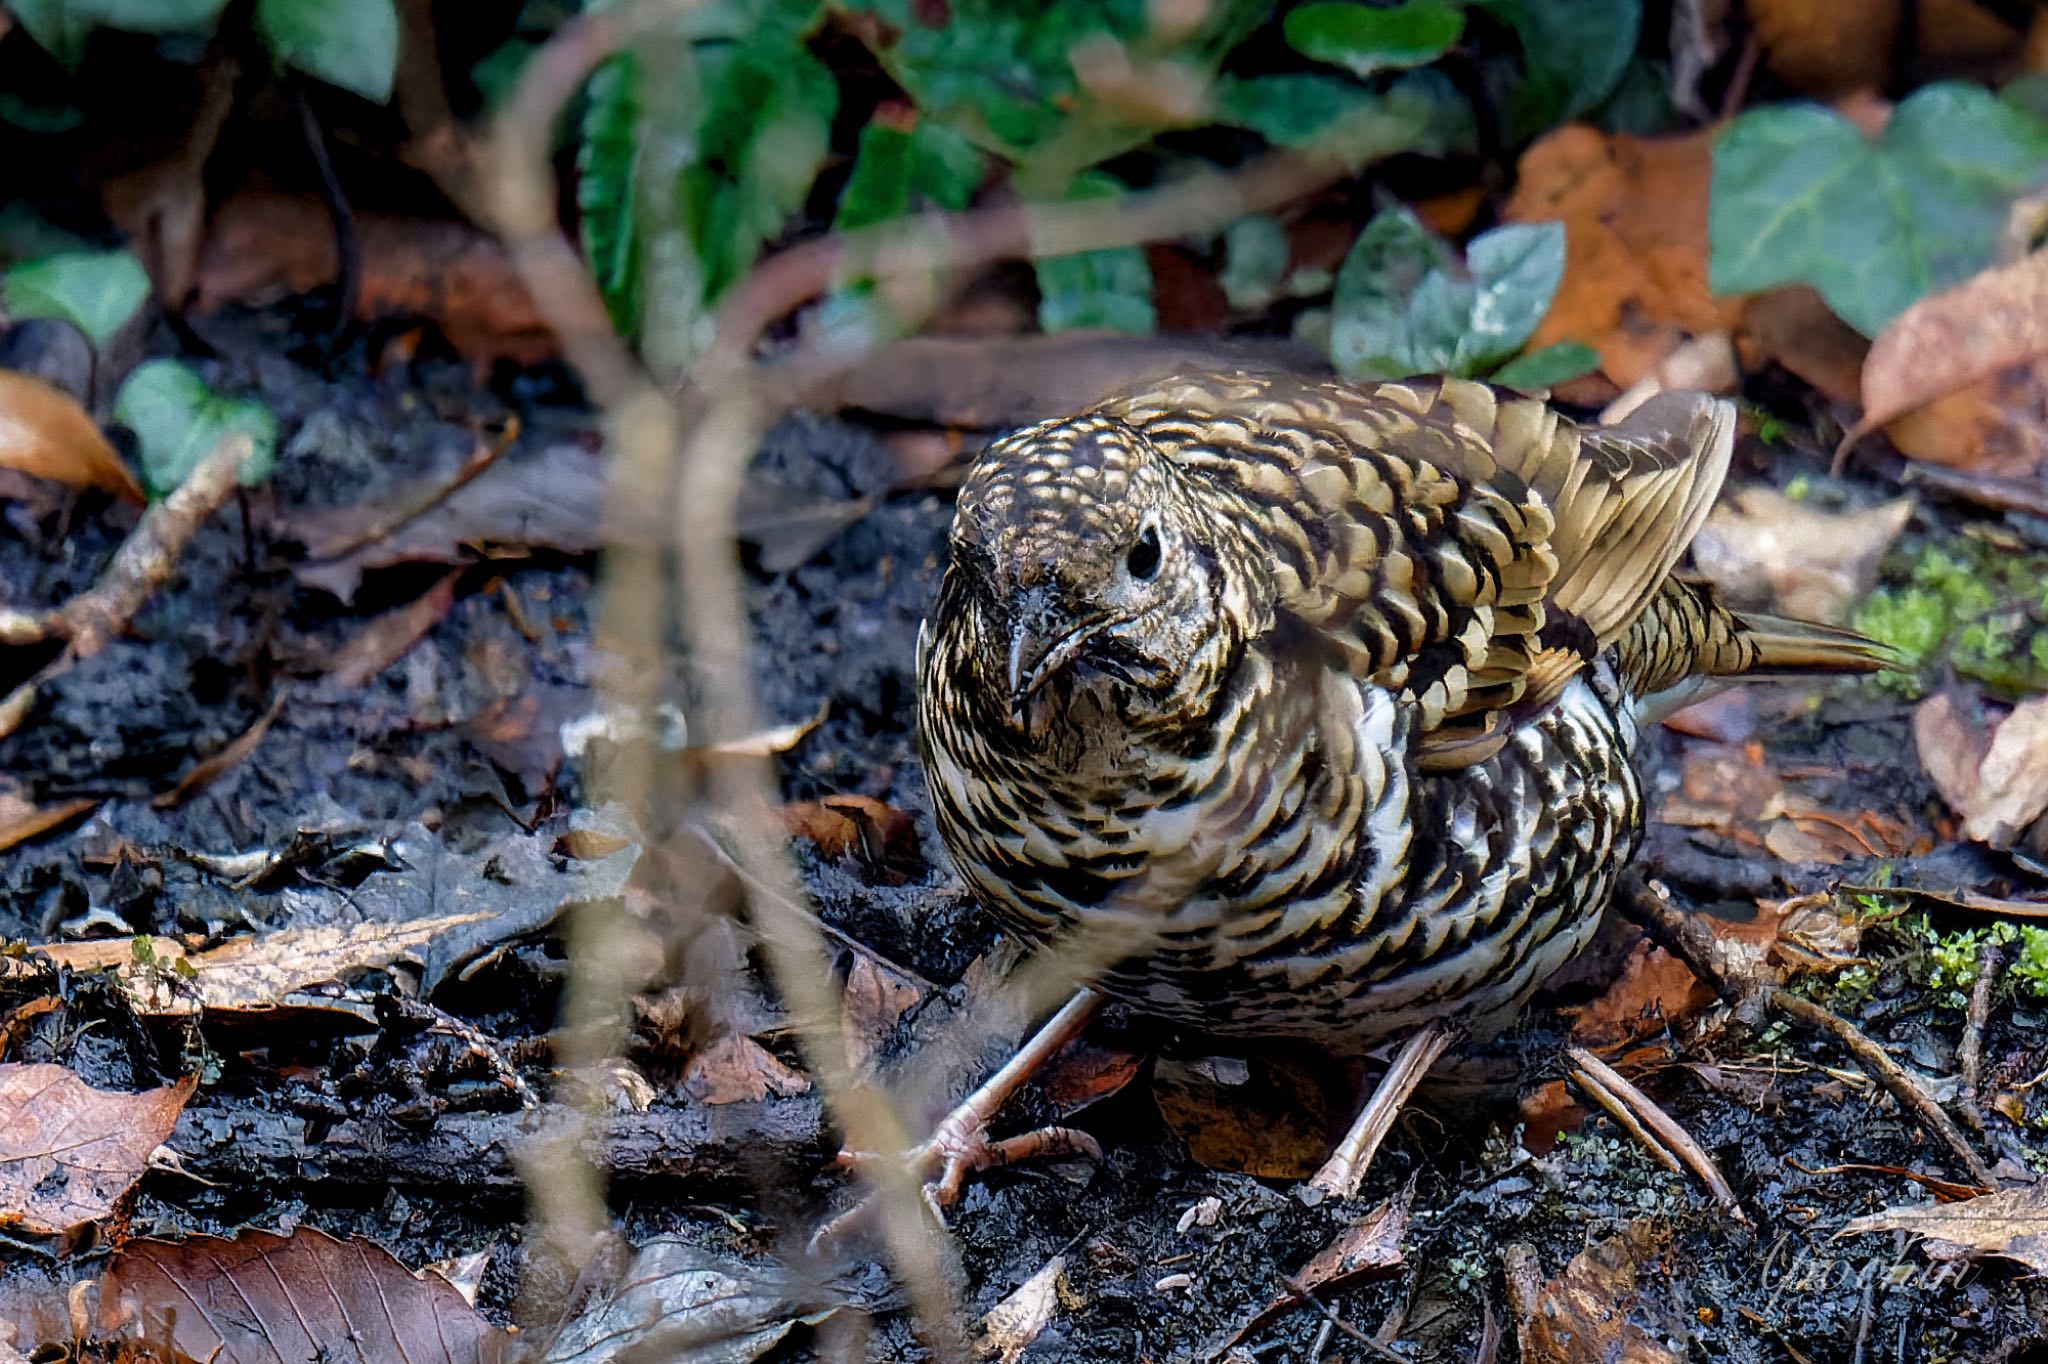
[822,1120,1104,1244]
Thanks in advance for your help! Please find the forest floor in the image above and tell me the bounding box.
[4,308,2047,1362]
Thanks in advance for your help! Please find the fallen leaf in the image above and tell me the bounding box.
[1226,1179,1413,1347]
[1840,1182,2048,1272]
[0,1065,195,1239]
[1844,205,2048,476]
[1915,692,2048,848]
[783,795,915,863]
[1504,125,1739,387]
[0,369,143,503]
[1517,1079,1589,1153]
[1506,1221,1686,1364]
[323,573,462,688]
[979,1255,1066,1364]
[1037,1038,1144,1115]
[1563,941,1715,1047]
[100,1227,512,1362]
[1749,0,2020,98]
[539,1236,853,1364]
[1739,287,1868,402]
[154,690,287,808]
[0,794,99,855]
[842,954,925,1073]
[1154,1051,1352,1179]
[682,1032,811,1105]
[1689,486,1913,622]
[194,192,554,368]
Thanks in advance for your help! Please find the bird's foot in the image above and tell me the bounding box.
[821,1117,1103,1243]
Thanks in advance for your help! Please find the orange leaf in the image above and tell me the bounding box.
[0,370,144,503]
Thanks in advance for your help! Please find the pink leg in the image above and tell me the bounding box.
[1301,1019,1458,1206]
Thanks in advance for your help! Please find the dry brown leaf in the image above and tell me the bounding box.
[1508,1221,1686,1364]
[1037,1038,1144,1116]
[842,953,924,1073]
[1914,692,2048,847]
[1850,248,2048,476]
[1689,487,1913,622]
[195,192,554,367]
[1153,1051,1351,1179]
[1738,287,1868,403]
[979,1255,1066,1364]
[100,1227,512,1363]
[1225,1180,1414,1347]
[323,573,462,688]
[681,1032,811,1105]
[0,794,99,855]
[0,1065,195,1239]
[1504,126,1739,388]
[154,690,286,808]
[1563,940,1715,1047]
[0,370,143,503]
[1840,1182,2048,1272]
[783,795,915,862]
[1750,0,2020,98]
[31,917,494,1019]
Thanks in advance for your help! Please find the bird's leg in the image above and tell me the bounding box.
[1299,1018,1460,1206]
[913,987,1106,1210]
[831,988,1106,1232]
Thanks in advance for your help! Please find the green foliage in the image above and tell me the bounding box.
[834,120,983,231]
[10,0,393,99]
[1491,340,1599,390]
[1710,83,2048,337]
[113,359,279,497]
[1033,173,1155,335]
[1851,541,2048,698]
[1219,215,1291,310]
[1901,914,2048,1010]
[1476,0,1641,138]
[2,247,150,348]
[253,0,398,101]
[1329,207,1571,381]
[1283,0,1465,80]
[9,0,225,64]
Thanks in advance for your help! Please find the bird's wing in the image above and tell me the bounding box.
[1096,372,1734,768]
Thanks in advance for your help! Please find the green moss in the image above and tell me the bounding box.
[1852,539,2048,697]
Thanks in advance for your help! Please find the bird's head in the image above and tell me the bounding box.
[946,413,1230,736]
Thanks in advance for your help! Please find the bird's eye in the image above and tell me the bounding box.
[1126,525,1162,581]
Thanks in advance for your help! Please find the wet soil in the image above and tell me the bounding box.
[3,311,2046,1361]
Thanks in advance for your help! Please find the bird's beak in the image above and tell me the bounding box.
[1007,617,1105,720]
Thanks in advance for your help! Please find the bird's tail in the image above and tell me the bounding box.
[1621,577,1890,723]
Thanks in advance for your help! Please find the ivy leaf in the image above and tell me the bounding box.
[114,360,279,498]
[3,248,151,349]
[1475,0,1641,137]
[1283,0,1465,79]
[253,0,399,101]
[1329,207,1455,379]
[8,0,226,64]
[1710,82,2048,337]
[1330,209,1566,379]
[1491,339,1599,390]
[1217,69,1475,166]
[1219,215,1290,310]
[1033,172,1155,335]
[834,119,983,231]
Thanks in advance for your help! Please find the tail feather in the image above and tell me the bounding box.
[1621,578,1889,722]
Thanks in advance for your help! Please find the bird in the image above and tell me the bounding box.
[901,369,1883,1208]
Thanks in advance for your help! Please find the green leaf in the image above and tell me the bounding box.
[1329,207,1457,378]
[1455,221,1566,371]
[841,0,1263,178]
[577,51,649,339]
[1330,210,1566,379]
[114,360,279,498]
[253,0,398,101]
[1710,82,2048,337]
[1474,0,1640,136]
[834,119,983,231]
[3,249,151,349]
[1217,69,1475,167]
[1219,215,1290,310]
[1033,172,1155,335]
[1491,339,1599,389]
[7,0,227,62]
[1284,0,1465,79]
